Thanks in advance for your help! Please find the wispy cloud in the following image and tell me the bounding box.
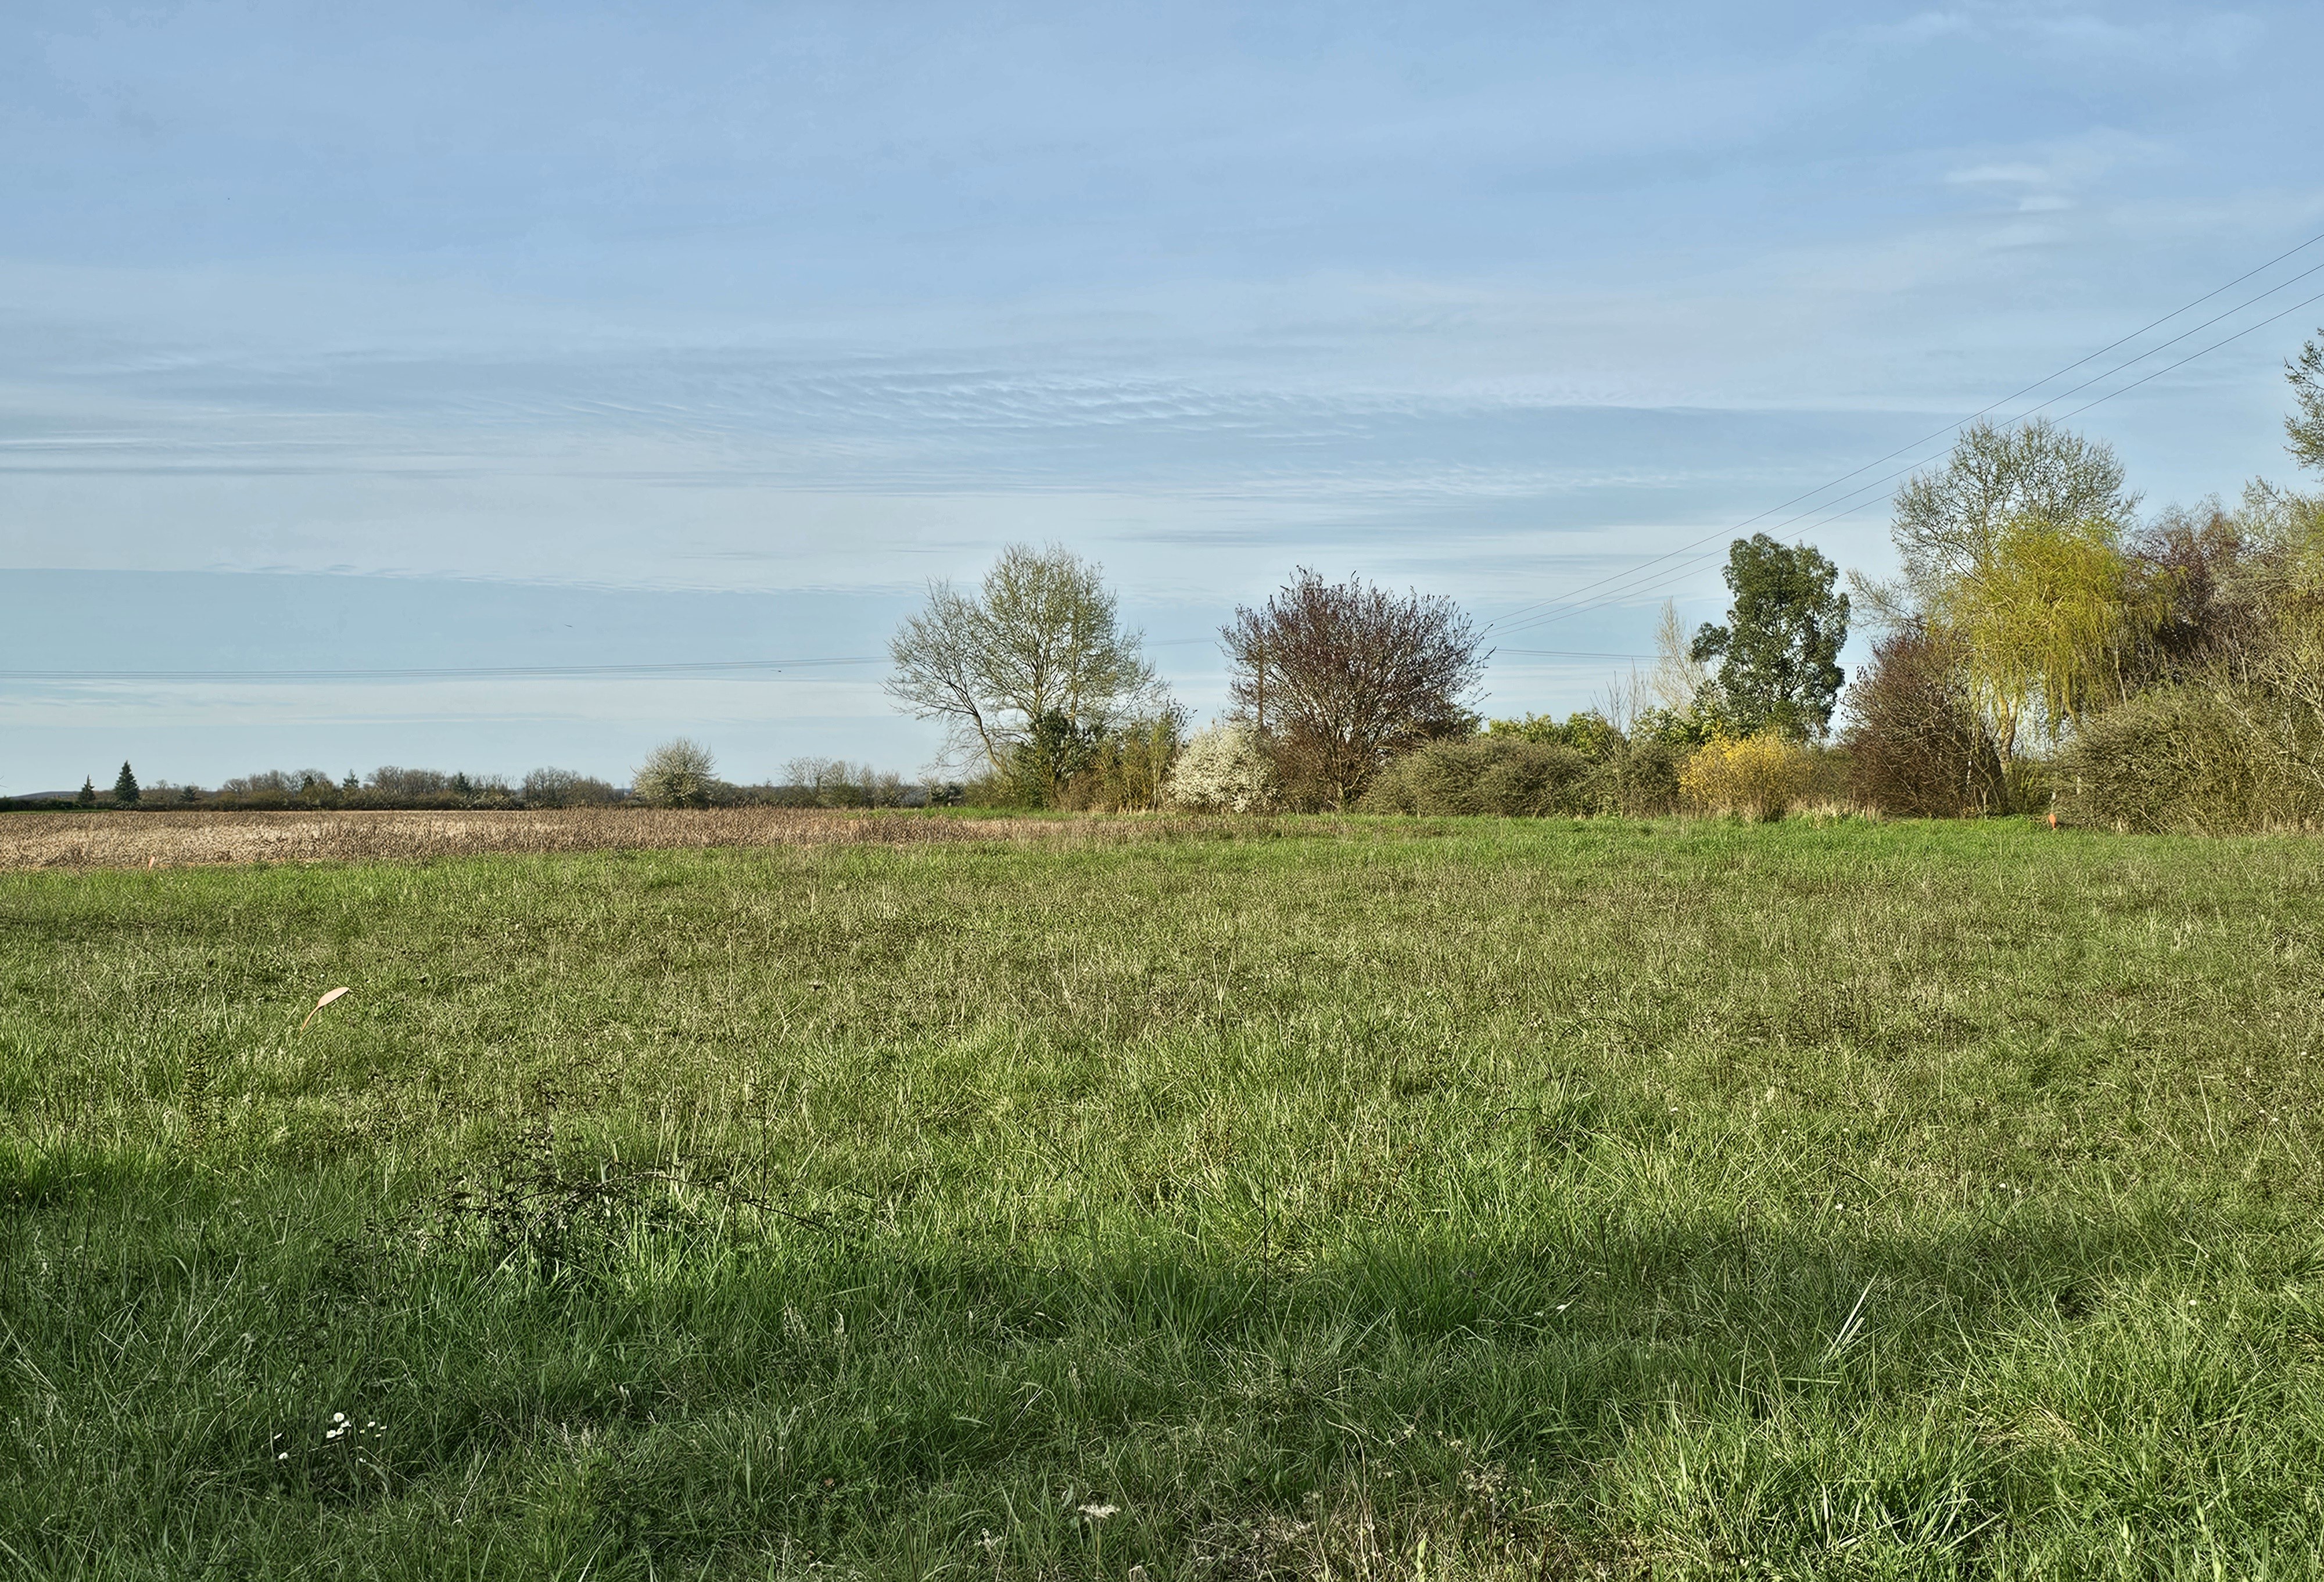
[2,0,2318,785]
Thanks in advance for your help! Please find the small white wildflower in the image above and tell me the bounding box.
[1078,1502,1120,1520]
[277,1452,289,1461]
[331,1412,346,1423]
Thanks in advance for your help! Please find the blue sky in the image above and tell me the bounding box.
[3,1,2321,791]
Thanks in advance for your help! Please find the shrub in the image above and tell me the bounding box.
[632,739,717,808]
[2057,668,2324,833]
[1678,734,1817,820]
[1361,737,1593,817]
[1484,710,1622,759]
[1584,739,1685,816]
[1061,714,1182,812]
[1842,623,2008,817]
[1166,723,1278,813]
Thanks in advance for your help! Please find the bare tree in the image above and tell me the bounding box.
[522,767,618,807]
[2289,331,2324,473]
[1221,570,1486,809]
[885,543,1165,777]
[1649,597,1710,711]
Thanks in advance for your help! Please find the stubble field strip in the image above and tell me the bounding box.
[2,817,2322,1578]
[0,807,1232,871]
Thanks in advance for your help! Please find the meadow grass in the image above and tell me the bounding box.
[3,816,2322,1578]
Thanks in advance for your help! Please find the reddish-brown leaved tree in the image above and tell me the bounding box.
[1221,571,1485,809]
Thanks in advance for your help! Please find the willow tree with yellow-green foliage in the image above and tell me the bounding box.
[1929,514,2160,756]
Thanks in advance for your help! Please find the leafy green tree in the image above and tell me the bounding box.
[1008,709,1100,805]
[887,544,1165,786]
[1690,534,1849,740]
[113,762,140,805]
[2290,332,2324,473]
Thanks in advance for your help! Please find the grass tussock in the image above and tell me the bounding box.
[2,817,2322,1577]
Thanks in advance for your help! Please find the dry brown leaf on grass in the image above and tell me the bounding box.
[299,986,353,1030]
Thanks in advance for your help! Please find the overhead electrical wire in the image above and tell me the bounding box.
[21,235,2324,695]
[1492,277,2324,641]
[1480,226,2324,644]
[1479,229,2324,636]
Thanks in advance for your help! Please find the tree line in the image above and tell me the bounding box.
[37,330,2321,828]
[880,529,1850,818]
[887,329,2324,828]
[35,755,928,812]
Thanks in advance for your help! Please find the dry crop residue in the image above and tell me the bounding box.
[0,809,1068,870]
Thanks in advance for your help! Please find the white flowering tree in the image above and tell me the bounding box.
[1165,722,1278,813]
[632,738,716,807]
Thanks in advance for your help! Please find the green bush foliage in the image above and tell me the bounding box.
[1360,736,1594,816]
[1593,738,1687,816]
[1060,714,1183,812]
[1483,709,1622,758]
[2058,668,2324,831]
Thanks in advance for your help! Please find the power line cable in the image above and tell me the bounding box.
[1495,280,2324,640]
[1496,647,1659,660]
[1491,276,2324,641]
[1482,226,2324,637]
[1491,268,2324,638]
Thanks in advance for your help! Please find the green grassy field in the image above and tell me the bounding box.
[5,817,2323,1579]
